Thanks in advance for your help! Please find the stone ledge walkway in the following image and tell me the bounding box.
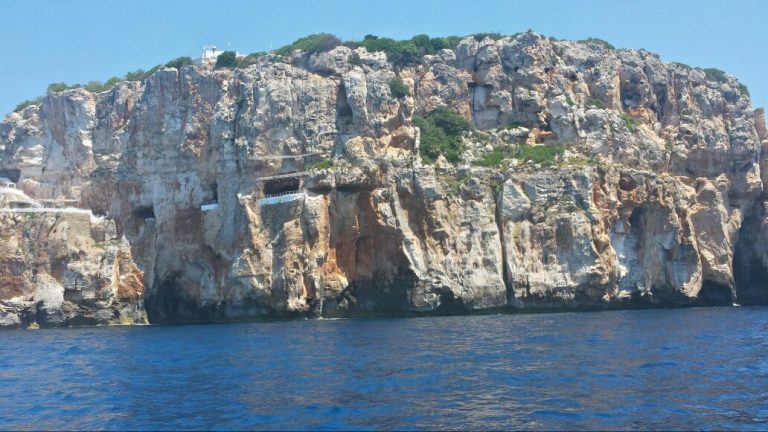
[0,208,92,214]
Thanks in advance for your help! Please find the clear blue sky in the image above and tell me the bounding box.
[1,0,766,115]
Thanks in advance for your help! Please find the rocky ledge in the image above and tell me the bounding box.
[1,32,767,328]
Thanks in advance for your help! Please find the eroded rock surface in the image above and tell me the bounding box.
[1,32,767,327]
[0,208,146,327]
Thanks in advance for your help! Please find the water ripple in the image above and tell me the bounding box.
[0,307,767,430]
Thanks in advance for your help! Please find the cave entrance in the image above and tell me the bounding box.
[210,182,218,202]
[132,205,155,219]
[698,281,734,305]
[263,177,300,197]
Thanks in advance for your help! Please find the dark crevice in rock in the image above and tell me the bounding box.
[0,168,20,183]
[263,177,300,196]
[698,280,735,305]
[434,290,465,315]
[733,204,768,304]
[132,205,155,219]
[494,181,513,307]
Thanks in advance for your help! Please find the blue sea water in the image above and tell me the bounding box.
[1,307,767,430]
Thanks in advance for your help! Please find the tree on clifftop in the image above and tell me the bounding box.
[215,51,239,69]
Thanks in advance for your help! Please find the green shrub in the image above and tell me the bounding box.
[308,159,334,170]
[409,34,461,54]
[389,76,409,98]
[409,34,433,52]
[342,34,465,66]
[349,52,363,66]
[513,144,565,166]
[144,64,163,77]
[472,146,510,167]
[432,108,470,137]
[126,65,162,81]
[586,98,606,109]
[351,34,461,66]
[83,80,103,92]
[739,83,750,97]
[578,38,615,50]
[215,51,239,69]
[472,151,504,167]
[442,174,468,196]
[275,33,341,56]
[83,80,120,93]
[620,113,638,132]
[358,35,419,66]
[47,82,78,93]
[566,94,575,106]
[165,56,194,69]
[414,107,470,164]
[13,97,43,112]
[122,66,160,81]
[239,52,267,67]
[104,76,122,87]
[472,32,503,41]
[15,59,170,113]
[124,69,146,81]
[671,62,692,70]
[703,67,727,83]
[41,62,166,103]
[414,117,445,163]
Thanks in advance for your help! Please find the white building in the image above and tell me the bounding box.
[197,45,243,66]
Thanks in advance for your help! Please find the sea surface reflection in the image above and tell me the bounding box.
[1,307,767,430]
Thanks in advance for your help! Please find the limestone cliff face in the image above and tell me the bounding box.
[1,32,766,327]
[0,209,146,327]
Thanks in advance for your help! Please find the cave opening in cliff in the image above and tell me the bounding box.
[263,177,300,197]
[133,205,155,219]
[733,210,768,304]
[210,182,218,202]
[698,281,734,305]
[436,290,465,315]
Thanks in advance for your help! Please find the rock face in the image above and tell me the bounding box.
[1,32,766,327]
[0,208,146,327]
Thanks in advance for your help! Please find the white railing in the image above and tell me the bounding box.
[258,192,306,206]
[263,190,299,199]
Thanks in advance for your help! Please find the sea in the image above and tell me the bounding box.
[1,306,767,430]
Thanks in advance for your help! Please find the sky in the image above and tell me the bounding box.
[1,0,766,115]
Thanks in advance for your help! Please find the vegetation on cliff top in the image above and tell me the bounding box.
[165,56,194,69]
[238,52,268,67]
[14,64,167,112]
[11,31,751,114]
[275,33,342,56]
[215,51,239,69]
[344,34,463,66]
[13,98,43,112]
[577,38,616,50]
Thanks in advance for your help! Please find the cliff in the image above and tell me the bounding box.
[1,32,767,327]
